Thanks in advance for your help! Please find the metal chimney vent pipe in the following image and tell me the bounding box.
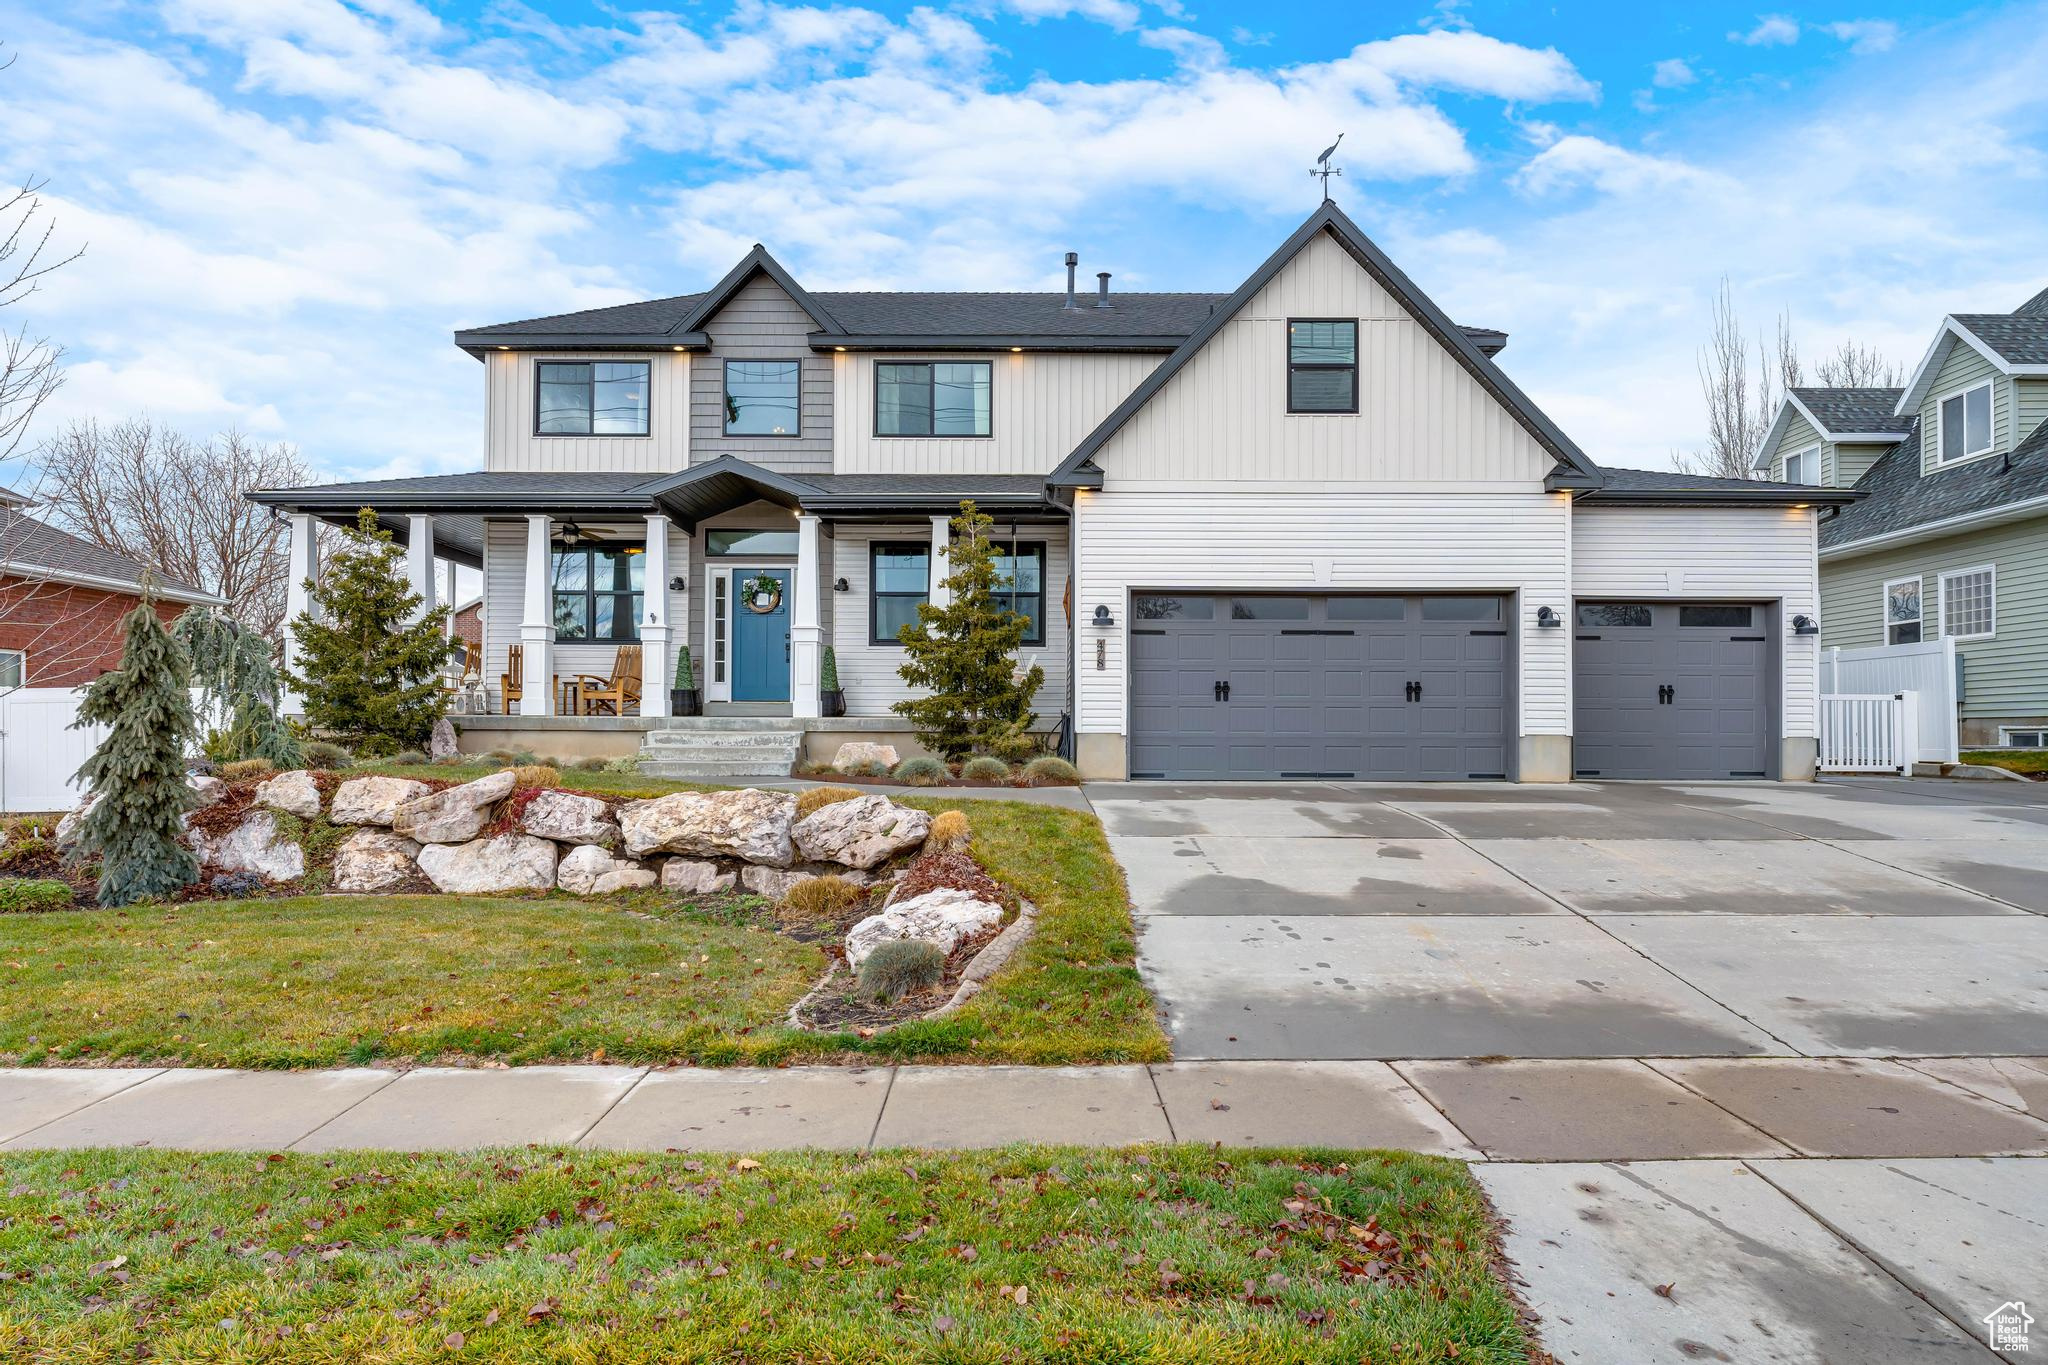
[1063,252,1079,309]
[1095,271,1112,307]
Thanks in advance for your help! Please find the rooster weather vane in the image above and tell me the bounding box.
[1312,134,1343,201]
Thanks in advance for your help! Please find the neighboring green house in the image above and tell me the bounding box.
[1754,286,2048,748]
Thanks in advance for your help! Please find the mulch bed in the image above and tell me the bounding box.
[793,921,1003,1032]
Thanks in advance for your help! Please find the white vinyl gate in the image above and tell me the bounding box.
[1819,637,1959,764]
[1818,692,1917,775]
[0,687,106,814]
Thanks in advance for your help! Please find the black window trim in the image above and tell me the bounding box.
[869,540,930,646]
[993,540,1047,646]
[722,357,804,438]
[873,359,995,439]
[533,359,652,438]
[1286,316,1359,415]
[551,543,645,645]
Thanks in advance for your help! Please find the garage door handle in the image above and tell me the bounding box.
[1214,680,1231,702]
[1405,681,1422,703]
[1658,684,1675,704]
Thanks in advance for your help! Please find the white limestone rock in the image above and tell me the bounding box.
[194,809,306,883]
[660,858,737,895]
[792,795,930,870]
[831,740,899,771]
[428,716,460,760]
[520,789,619,845]
[843,887,1004,969]
[254,769,322,819]
[391,769,516,844]
[330,775,433,827]
[56,796,97,849]
[415,832,557,894]
[189,775,228,809]
[618,788,796,866]
[332,828,422,893]
[557,844,655,895]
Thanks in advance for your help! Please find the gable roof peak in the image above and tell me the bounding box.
[674,242,847,337]
[2015,283,2048,316]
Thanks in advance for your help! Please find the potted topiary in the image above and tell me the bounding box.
[820,645,846,717]
[671,645,702,716]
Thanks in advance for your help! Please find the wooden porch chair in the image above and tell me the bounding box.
[460,638,482,683]
[575,644,642,716]
[500,644,523,714]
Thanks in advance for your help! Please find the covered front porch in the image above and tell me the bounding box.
[255,458,1071,746]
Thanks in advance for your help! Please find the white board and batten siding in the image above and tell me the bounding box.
[484,351,689,473]
[1572,505,1822,740]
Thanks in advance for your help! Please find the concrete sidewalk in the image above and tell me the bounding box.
[5,1056,2045,1157]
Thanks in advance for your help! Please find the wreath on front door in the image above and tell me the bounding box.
[741,572,784,614]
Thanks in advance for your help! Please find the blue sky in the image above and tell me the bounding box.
[2,0,2043,483]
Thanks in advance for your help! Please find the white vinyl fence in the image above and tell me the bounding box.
[1819,636,1959,765]
[1819,692,1917,774]
[0,687,107,814]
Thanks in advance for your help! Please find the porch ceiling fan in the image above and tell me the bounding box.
[556,520,607,547]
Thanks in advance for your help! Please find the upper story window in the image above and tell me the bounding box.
[1287,319,1358,414]
[871,542,929,644]
[876,362,992,437]
[1884,576,1921,645]
[1937,380,1994,464]
[725,360,801,436]
[993,543,1046,645]
[1784,445,1821,485]
[537,361,649,436]
[552,543,644,643]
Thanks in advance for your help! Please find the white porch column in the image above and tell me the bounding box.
[280,512,321,717]
[640,513,672,718]
[441,560,458,639]
[405,514,437,622]
[791,512,824,719]
[927,514,952,610]
[519,513,554,716]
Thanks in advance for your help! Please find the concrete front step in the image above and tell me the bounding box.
[641,730,803,750]
[638,745,799,765]
[638,757,800,779]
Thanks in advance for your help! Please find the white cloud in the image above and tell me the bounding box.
[1514,135,1721,197]
[1823,19,1899,54]
[1731,15,1801,46]
[1652,57,1697,88]
[1140,26,1227,71]
[1337,30,1598,103]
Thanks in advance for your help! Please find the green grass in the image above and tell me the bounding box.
[0,774,1168,1067]
[0,1145,1535,1363]
[1962,749,2048,776]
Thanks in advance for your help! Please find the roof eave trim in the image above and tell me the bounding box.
[1579,487,1863,508]
[246,489,656,513]
[674,246,846,337]
[456,331,708,354]
[809,333,1186,353]
[1894,318,2040,415]
[1820,491,2048,559]
[0,560,225,607]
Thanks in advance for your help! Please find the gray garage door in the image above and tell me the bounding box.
[1573,601,1774,780]
[1128,593,1511,780]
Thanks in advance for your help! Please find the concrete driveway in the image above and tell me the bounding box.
[1092,777,2048,1061]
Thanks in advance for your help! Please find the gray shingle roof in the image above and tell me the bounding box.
[1820,415,2048,549]
[1952,313,2048,366]
[1791,387,1907,434]
[2016,284,2048,317]
[0,510,205,595]
[1581,467,1855,505]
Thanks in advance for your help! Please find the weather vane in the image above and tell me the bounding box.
[1312,133,1343,201]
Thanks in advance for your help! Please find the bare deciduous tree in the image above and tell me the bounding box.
[30,418,310,640]
[1813,339,1900,388]
[0,48,83,462]
[1677,278,1797,480]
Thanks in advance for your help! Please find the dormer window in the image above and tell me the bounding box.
[1287,319,1358,413]
[1937,380,1994,464]
[1784,445,1821,485]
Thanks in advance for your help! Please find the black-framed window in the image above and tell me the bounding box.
[1287,319,1358,413]
[724,360,801,435]
[871,543,928,644]
[876,362,992,436]
[536,361,650,435]
[993,542,1045,645]
[552,544,645,643]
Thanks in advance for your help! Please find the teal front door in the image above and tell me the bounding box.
[732,568,791,701]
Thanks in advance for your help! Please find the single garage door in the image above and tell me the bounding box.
[1573,601,1774,779]
[1128,593,1511,780]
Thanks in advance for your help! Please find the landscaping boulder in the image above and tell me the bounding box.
[792,794,930,870]
[415,832,556,894]
[557,844,655,895]
[254,769,322,819]
[330,775,432,827]
[429,717,459,760]
[740,863,875,900]
[520,789,619,846]
[832,740,899,771]
[189,775,228,809]
[843,887,1004,969]
[392,769,515,844]
[193,810,306,884]
[332,828,421,893]
[660,858,736,895]
[55,796,97,849]
[619,788,796,866]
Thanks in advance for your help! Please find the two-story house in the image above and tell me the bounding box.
[255,202,1849,782]
[1754,287,2048,748]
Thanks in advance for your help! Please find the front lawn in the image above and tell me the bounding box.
[0,792,1167,1067]
[1962,749,2048,778]
[0,1145,1535,1363]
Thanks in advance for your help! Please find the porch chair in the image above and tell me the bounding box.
[500,644,523,715]
[460,638,482,683]
[575,644,642,716]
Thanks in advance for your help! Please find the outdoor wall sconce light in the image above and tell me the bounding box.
[833,577,850,592]
[1535,606,1562,628]
[1092,604,1115,627]
[667,575,686,592]
[1793,614,1820,636]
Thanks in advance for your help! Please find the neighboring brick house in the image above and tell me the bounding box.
[0,489,223,688]
[450,595,482,647]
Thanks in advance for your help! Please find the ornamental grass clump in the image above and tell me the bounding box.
[836,758,889,779]
[219,757,275,783]
[511,764,561,789]
[892,755,947,787]
[795,785,863,819]
[926,809,971,853]
[299,741,354,770]
[856,939,946,1004]
[780,874,869,922]
[1021,755,1081,787]
[959,755,1011,781]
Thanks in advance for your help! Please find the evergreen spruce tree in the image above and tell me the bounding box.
[172,605,302,768]
[71,599,201,906]
[283,508,451,754]
[892,501,1044,759]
